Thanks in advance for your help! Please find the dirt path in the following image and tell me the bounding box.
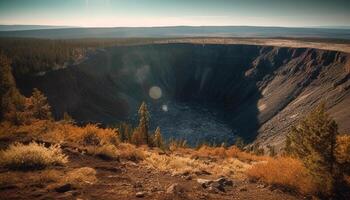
[0,147,302,200]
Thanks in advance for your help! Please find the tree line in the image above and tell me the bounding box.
[0,38,158,77]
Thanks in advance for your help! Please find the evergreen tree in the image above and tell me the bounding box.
[135,102,150,145]
[117,122,133,142]
[27,88,52,120]
[153,127,164,149]
[63,112,74,124]
[285,103,338,196]
[131,129,143,146]
[0,53,25,124]
[234,136,245,150]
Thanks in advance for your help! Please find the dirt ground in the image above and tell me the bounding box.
[0,145,303,200]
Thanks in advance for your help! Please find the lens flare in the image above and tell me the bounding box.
[162,104,168,112]
[149,86,162,99]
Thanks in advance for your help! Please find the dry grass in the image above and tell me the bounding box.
[86,144,119,160]
[116,143,145,161]
[6,121,119,146]
[246,156,317,195]
[193,145,267,162]
[64,167,97,185]
[144,151,250,178]
[0,142,68,170]
[144,152,204,175]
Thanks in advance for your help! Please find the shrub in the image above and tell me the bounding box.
[0,142,68,170]
[86,144,119,160]
[64,124,119,146]
[116,143,145,161]
[246,157,317,195]
[193,145,267,162]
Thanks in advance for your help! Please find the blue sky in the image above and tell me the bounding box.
[0,0,349,27]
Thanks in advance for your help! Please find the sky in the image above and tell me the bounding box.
[0,0,349,27]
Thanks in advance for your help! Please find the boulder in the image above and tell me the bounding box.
[135,191,146,198]
[196,179,213,188]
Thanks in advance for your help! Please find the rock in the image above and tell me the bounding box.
[197,179,213,188]
[215,177,233,187]
[197,177,233,192]
[55,183,74,193]
[211,181,225,192]
[239,186,248,192]
[166,183,180,194]
[207,186,219,194]
[257,184,267,189]
[135,191,146,198]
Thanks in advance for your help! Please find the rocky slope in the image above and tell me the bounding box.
[17,43,350,148]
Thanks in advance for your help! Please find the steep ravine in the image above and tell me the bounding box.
[16,44,350,148]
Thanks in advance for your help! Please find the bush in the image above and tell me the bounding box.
[86,144,119,160]
[116,143,145,161]
[193,145,267,162]
[246,157,317,195]
[0,142,68,170]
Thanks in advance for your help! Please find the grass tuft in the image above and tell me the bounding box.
[0,142,68,170]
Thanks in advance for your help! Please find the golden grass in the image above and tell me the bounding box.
[116,143,145,161]
[193,145,267,162]
[246,156,317,194]
[144,151,250,178]
[64,167,97,185]
[6,120,120,146]
[86,144,119,160]
[0,142,68,170]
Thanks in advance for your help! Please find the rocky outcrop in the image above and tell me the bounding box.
[16,43,350,148]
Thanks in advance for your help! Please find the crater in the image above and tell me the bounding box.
[17,43,350,146]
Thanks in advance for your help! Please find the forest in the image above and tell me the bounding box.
[0,38,159,76]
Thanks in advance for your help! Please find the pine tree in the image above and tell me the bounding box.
[153,127,164,149]
[0,53,25,124]
[234,136,245,150]
[63,112,74,124]
[135,102,150,145]
[131,129,143,146]
[286,103,338,196]
[27,88,52,120]
[118,122,133,142]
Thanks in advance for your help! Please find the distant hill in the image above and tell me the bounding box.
[0,25,76,31]
[0,26,350,39]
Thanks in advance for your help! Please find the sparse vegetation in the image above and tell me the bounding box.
[285,103,340,196]
[0,142,68,170]
[86,144,120,160]
[247,157,317,195]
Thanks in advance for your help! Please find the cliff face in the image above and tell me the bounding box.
[17,44,350,147]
